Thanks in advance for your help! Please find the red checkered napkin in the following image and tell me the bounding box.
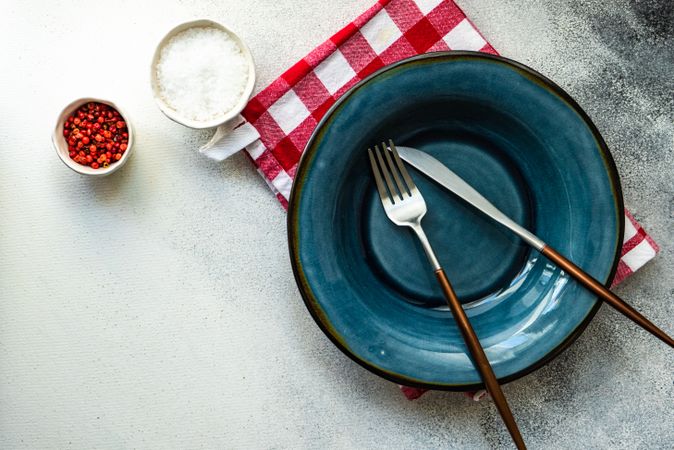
[203,0,660,399]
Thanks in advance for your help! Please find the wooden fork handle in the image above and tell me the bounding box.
[435,269,526,450]
[540,246,674,348]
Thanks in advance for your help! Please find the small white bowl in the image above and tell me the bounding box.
[150,19,256,129]
[52,98,134,176]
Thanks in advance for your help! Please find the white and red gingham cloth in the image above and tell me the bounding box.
[204,0,659,399]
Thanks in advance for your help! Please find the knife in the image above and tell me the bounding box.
[395,145,673,349]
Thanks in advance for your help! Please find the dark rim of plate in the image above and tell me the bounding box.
[287,51,625,391]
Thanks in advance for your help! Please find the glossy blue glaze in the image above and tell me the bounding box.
[288,52,623,389]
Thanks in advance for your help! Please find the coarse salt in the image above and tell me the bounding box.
[156,26,249,122]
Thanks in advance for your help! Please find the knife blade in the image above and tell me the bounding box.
[395,145,546,250]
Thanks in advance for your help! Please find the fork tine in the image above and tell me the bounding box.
[368,148,392,205]
[388,139,418,193]
[374,145,400,202]
[382,141,409,198]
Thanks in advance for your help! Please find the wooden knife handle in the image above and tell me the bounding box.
[435,269,526,450]
[540,246,673,348]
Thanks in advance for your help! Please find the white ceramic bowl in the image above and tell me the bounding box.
[52,98,134,176]
[150,19,256,129]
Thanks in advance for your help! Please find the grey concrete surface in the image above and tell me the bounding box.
[0,0,672,449]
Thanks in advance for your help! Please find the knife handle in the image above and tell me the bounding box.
[540,246,673,348]
[435,269,526,450]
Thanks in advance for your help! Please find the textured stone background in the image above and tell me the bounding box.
[0,0,671,448]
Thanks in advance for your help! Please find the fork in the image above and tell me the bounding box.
[368,140,527,450]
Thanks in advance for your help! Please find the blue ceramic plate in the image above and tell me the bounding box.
[289,52,623,390]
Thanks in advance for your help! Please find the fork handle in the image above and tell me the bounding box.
[435,269,526,450]
[540,246,674,348]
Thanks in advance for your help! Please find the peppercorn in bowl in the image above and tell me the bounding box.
[53,98,134,176]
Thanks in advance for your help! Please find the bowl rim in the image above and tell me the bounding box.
[52,97,134,177]
[287,51,625,391]
[149,19,256,130]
